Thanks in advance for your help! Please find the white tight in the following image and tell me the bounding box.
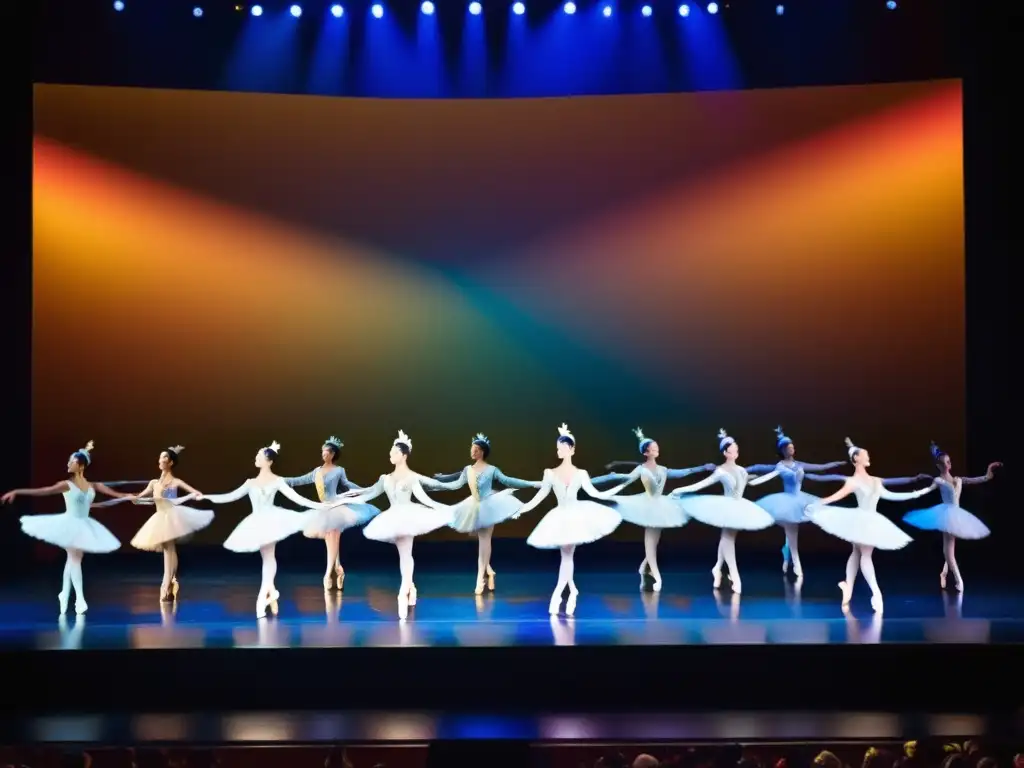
[259,543,278,601]
[781,523,803,576]
[476,526,495,586]
[161,542,179,592]
[324,530,341,579]
[843,544,881,599]
[713,529,740,589]
[61,548,85,605]
[639,528,663,584]
[396,535,415,597]
[941,533,962,588]
[552,545,578,599]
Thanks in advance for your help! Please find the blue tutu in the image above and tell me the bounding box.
[903,503,990,540]
[450,490,522,533]
[613,494,688,528]
[757,492,820,525]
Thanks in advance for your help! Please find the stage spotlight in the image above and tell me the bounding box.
[706,2,717,13]
[371,3,383,15]
[113,0,124,10]
[469,1,481,12]
[512,1,525,13]
[193,6,203,16]
[330,3,343,15]
[563,1,575,13]
[421,0,434,12]
[678,4,689,16]
[775,4,783,13]
[250,4,262,14]
[885,0,896,7]
[602,4,611,15]
[290,4,301,16]
[641,4,651,14]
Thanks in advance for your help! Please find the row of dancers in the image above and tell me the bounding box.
[2,425,1001,619]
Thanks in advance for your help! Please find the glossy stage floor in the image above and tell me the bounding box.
[3,556,1022,716]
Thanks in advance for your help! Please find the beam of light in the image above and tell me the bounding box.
[371,3,383,16]
[707,2,718,13]
[193,6,203,16]
[421,0,434,13]
[113,0,124,10]
[678,4,689,16]
[250,4,262,15]
[602,4,612,16]
[290,4,302,16]
[563,1,575,13]
[330,4,344,16]
[469,1,481,12]
[641,4,651,14]
[886,0,897,8]
[776,4,783,14]
[512,1,524,13]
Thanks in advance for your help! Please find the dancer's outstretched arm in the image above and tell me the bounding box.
[1,481,72,503]
[511,473,553,518]
[800,460,847,471]
[198,482,250,504]
[276,480,331,510]
[581,471,630,500]
[591,465,641,486]
[804,473,849,483]
[962,461,1002,484]
[493,467,543,490]
[745,464,777,474]
[814,478,857,506]
[92,481,133,500]
[336,477,386,505]
[882,474,933,487]
[879,481,937,502]
[430,467,469,491]
[748,469,780,487]
[666,463,717,480]
[668,471,721,496]
[283,469,317,488]
[411,476,449,509]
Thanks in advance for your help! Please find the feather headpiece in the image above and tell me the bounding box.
[394,430,412,451]
[717,428,735,451]
[557,423,576,443]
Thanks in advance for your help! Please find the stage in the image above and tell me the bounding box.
[2,561,1021,716]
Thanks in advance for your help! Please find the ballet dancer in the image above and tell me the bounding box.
[199,441,338,618]
[594,427,716,592]
[667,429,776,594]
[1,441,131,615]
[805,437,937,613]
[744,426,848,579]
[902,441,1001,592]
[336,430,452,619]
[511,424,628,616]
[431,433,542,594]
[283,436,377,592]
[128,445,212,601]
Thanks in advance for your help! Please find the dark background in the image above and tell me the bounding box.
[2,0,1011,580]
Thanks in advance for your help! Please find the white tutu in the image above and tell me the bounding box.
[526,500,622,549]
[903,504,991,540]
[450,490,522,533]
[757,492,820,525]
[303,503,380,539]
[21,513,120,554]
[808,505,912,550]
[223,506,309,552]
[131,500,214,551]
[613,494,688,529]
[675,495,774,531]
[363,502,453,543]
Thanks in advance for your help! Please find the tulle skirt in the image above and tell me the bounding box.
[21,513,120,554]
[303,502,381,538]
[363,502,453,543]
[450,490,522,533]
[526,501,622,549]
[224,506,309,552]
[757,491,820,525]
[903,504,991,540]
[613,494,688,529]
[675,495,774,531]
[807,505,912,550]
[131,501,215,551]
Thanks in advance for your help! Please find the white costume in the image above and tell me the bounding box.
[806,437,935,612]
[340,430,452,619]
[130,485,214,551]
[514,424,627,616]
[669,429,774,594]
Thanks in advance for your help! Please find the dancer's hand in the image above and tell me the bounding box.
[916,473,932,482]
[194,492,205,501]
[986,461,1003,479]
[704,463,716,472]
[1,491,16,504]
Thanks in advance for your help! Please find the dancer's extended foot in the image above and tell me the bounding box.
[939,570,947,590]
[711,567,723,589]
[75,600,88,616]
[548,593,562,616]
[486,567,496,592]
[323,575,334,591]
[566,588,579,616]
[397,591,409,620]
[269,589,280,616]
[870,594,884,614]
[171,578,179,600]
[58,591,69,616]
[838,580,853,605]
[408,584,417,606]
[474,577,485,596]
[336,566,345,591]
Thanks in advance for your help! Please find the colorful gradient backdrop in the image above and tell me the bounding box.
[31,80,964,546]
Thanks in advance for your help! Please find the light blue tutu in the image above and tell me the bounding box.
[21,513,121,554]
[613,494,688,528]
[303,502,380,538]
[903,504,990,540]
[675,495,774,531]
[450,490,522,533]
[363,502,452,543]
[526,501,622,549]
[808,505,911,550]
[757,492,820,525]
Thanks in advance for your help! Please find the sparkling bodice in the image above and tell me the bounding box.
[548,468,588,505]
[777,462,805,494]
[937,476,963,505]
[639,466,669,497]
[63,483,95,518]
[716,466,749,499]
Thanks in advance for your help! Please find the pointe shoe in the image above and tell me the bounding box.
[870,594,884,613]
[323,575,334,591]
[711,567,723,589]
[486,568,496,592]
[638,562,649,590]
[474,578,485,596]
[652,578,662,593]
[548,594,561,616]
[58,592,69,616]
[408,585,417,607]
[75,600,88,615]
[792,566,803,579]
[566,589,578,616]
[160,586,172,602]
[256,596,268,619]
[838,581,853,605]
[269,589,280,616]
[397,592,409,620]
[730,580,742,595]
[336,566,345,591]
[171,578,179,600]
[939,571,947,589]
[954,579,964,593]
